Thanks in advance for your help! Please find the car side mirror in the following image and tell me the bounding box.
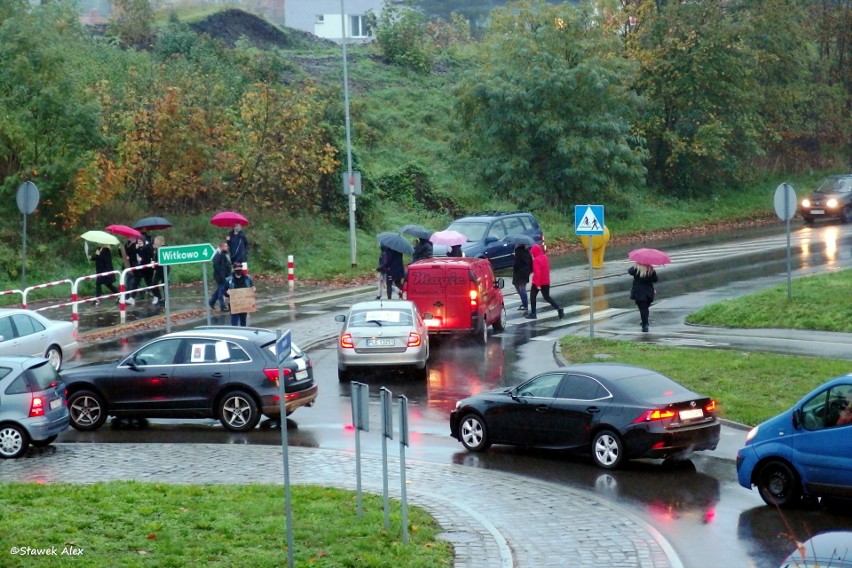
[495,278,504,289]
[485,236,497,244]
[792,409,801,429]
[334,314,345,323]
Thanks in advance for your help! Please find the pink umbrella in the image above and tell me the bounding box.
[430,230,467,246]
[211,211,249,228]
[628,248,671,266]
[105,224,142,239]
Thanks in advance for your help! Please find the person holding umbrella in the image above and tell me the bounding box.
[226,224,249,268]
[411,238,433,263]
[379,247,406,299]
[90,245,118,304]
[628,263,658,333]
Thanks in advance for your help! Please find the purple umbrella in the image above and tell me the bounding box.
[430,230,467,246]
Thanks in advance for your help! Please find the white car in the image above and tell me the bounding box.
[0,309,78,370]
[335,300,430,381]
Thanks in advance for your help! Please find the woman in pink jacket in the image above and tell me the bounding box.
[526,244,564,320]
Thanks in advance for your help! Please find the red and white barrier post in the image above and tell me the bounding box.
[288,255,294,290]
[22,279,72,310]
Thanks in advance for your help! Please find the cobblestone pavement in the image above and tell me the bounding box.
[1,443,680,568]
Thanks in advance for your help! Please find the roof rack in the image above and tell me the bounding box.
[467,211,529,217]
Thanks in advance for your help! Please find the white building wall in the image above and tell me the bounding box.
[285,0,383,43]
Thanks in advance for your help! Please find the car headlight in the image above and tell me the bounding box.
[745,425,759,442]
[826,198,838,208]
[801,198,811,207]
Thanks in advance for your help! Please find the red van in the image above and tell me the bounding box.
[405,257,507,342]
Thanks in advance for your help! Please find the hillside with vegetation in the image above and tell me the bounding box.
[0,0,848,292]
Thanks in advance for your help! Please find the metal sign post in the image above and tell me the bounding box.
[157,243,216,332]
[773,183,797,300]
[275,329,295,568]
[16,181,39,288]
[380,387,393,530]
[575,205,605,339]
[398,395,410,545]
[350,381,369,517]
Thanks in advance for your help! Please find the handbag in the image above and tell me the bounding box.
[629,287,635,300]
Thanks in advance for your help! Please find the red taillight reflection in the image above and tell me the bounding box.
[29,396,45,417]
[633,409,676,423]
[340,333,354,349]
[407,332,422,347]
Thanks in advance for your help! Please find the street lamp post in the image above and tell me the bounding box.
[340,0,357,267]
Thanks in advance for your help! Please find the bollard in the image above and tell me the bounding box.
[288,255,294,289]
[579,225,610,269]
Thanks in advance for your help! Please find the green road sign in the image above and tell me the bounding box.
[158,243,216,266]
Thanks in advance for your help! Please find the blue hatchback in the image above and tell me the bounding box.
[433,212,544,270]
[736,373,852,507]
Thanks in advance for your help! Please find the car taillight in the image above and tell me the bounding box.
[29,395,45,417]
[407,332,422,347]
[264,368,293,387]
[340,333,354,349]
[704,400,716,413]
[469,289,478,308]
[633,409,676,423]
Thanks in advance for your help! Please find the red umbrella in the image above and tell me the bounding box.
[211,211,249,228]
[628,248,671,266]
[105,224,142,239]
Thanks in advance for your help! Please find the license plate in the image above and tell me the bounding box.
[296,370,308,380]
[679,408,703,421]
[50,398,62,410]
[366,338,394,347]
[810,209,824,215]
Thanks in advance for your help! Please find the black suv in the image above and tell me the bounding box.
[800,174,852,224]
[435,212,544,269]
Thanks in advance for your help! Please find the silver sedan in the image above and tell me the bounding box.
[335,300,430,381]
[0,309,78,370]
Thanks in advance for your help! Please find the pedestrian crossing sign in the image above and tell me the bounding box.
[575,205,604,235]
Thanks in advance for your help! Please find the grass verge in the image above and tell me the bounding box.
[686,268,852,332]
[559,336,851,426]
[0,482,452,568]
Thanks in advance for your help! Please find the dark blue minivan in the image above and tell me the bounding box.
[736,373,852,507]
[433,211,544,270]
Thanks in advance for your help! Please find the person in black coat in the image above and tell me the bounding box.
[90,245,118,303]
[447,244,463,257]
[131,237,155,300]
[208,241,232,311]
[411,238,433,263]
[379,247,406,299]
[226,224,249,266]
[512,244,533,312]
[628,263,658,332]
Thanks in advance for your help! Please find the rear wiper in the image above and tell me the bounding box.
[366,319,383,326]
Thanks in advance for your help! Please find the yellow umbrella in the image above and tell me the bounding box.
[80,230,120,246]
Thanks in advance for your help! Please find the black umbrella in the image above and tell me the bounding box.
[377,232,414,255]
[399,224,433,240]
[133,216,173,230]
[505,234,535,246]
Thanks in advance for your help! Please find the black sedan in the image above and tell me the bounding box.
[61,326,317,432]
[449,363,720,469]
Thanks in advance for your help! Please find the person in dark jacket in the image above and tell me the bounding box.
[526,244,563,320]
[447,244,463,257]
[209,241,232,311]
[226,223,249,267]
[375,246,388,299]
[512,244,533,312]
[90,245,118,304]
[628,263,658,332]
[379,247,406,299]
[149,236,167,305]
[131,236,155,301]
[411,238,433,263]
[225,262,255,326]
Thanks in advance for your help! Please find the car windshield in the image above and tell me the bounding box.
[617,373,694,402]
[446,221,488,241]
[815,176,852,194]
[349,309,413,328]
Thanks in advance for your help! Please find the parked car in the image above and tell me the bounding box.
[0,308,78,370]
[433,211,544,269]
[335,300,429,381]
[449,363,721,469]
[0,356,70,458]
[406,257,506,342]
[60,326,317,432]
[736,373,852,508]
[800,174,852,224]
[779,531,852,568]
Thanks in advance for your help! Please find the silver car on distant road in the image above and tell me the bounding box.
[335,300,430,381]
[0,309,78,370]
